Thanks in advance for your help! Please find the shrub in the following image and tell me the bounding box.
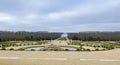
[12,44,17,47]
[42,49,46,51]
[76,48,80,51]
[97,46,100,48]
[83,48,86,51]
[86,49,90,51]
[10,48,14,50]
[95,48,99,51]
[24,44,26,46]
[19,44,22,46]
[18,48,24,51]
[83,48,90,51]
[31,43,34,45]
[115,45,120,48]
[31,49,35,51]
[103,44,114,50]
[65,49,69,51]
[72,42,80,45]
[1,47,6,50]
[101,45,104,47]
[15,44,18,46]
[54,49,59,51]
[93,45,96,48]
[102,49,106,50]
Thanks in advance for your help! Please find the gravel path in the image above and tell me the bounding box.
[0,49,120,65]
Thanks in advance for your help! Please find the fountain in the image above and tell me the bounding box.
[25,44,78,51]
[41,44,64,51]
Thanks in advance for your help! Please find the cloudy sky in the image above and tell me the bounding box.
[0,0,120,32]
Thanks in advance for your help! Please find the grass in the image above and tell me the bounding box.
[17,48,24,51]
[115,45,120,48]
[72,41,81,45]
[0,41,119,51]
[103,44,114,50]
[83,48,90,51]
[57,37,67,41]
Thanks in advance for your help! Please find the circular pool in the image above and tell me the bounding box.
[60,46,77,51]
[25,46,78,51]
[25,46,44,51]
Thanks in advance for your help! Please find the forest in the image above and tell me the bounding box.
[0,31,120,41]
[68,32,120,41]
[0,31,62,41]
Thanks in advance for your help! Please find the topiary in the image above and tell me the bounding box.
[31,49,35,51]
[95,48,99,51]
[86,49,90,51]
[10,48,14,50]
[65,49,69,51]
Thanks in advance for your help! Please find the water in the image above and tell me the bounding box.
[60,46,77,51]
[25,46,77,51]
[25,46,44,51]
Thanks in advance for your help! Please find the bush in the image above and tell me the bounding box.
[31,49,35,51]
[97,46,100,48]
[86,49,90,51]
[18,48,24,51]
[10,48,14,50]
[42,49,46,51]
[102,49,106,50]
[95,48,99,51]
[19,44,22,46]
[83,48,86,51]
[72,42,80,45]
[115,45,120,48]
[86,44,89,46]
[93,45,96,48]
[54,49,58,51]
[103,44,114,50]
[76,48,80,51]
[65,49,69,51]
[24,44,26,46]
[1,47,6,50]
[83,48,90,51]
[12,44,17,47]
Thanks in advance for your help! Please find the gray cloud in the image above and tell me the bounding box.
[0,0,120,32]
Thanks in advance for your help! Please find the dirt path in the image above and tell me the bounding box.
[0,49,120,65]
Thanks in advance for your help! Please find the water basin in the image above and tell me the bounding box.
[60,46,77,51]
[25,46,44,51]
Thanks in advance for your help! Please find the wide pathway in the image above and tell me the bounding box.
[0,49,120,65]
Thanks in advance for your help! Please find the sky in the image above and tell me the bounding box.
[0,0,120,32]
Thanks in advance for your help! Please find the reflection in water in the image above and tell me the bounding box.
[25,46,44,51]
[25,46,77,51]
[60,46,77,51]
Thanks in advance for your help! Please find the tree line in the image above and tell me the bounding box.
[68,32,120,41]
[0,31,62,42]
[1,31,120,41]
